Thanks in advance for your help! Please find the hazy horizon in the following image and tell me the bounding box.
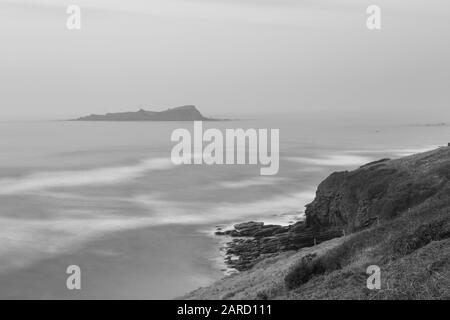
[1,0,449,123]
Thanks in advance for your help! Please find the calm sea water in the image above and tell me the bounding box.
[0,116,447,299]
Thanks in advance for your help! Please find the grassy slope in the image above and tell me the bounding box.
[284,147,450,299]
[181,236,348,300]
[285,201,450,299]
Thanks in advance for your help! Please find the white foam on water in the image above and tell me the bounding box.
[344,145,439,157]
[388,146,441,157]
[0,214,157,273]
[0,189,314,272]
[216,177,288,189]
[286,146,440,171]
[0,158,174,195]
[133,190,314,226]
[285,154,373,167]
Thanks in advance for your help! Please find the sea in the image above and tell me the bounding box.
[0,115,448,299]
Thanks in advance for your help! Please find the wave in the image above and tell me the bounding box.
[216,177,288,189]
[0,190,314,273]
[0,158,174,195]
[285,146,440,172]
[0,215,157,273]
[388,146,441,157]
[343,145,439,157]
[133,191,315,226]
[285,155,373,167]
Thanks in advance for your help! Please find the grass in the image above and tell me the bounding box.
[389,216,450,258]
[284,188,450,298]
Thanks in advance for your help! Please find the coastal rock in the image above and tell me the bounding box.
[187,147,450,299]
[217,147,450,272]
[305,148,450,232]
[215,222,284,238]
[218,221,341,271]
[233,221,264,236]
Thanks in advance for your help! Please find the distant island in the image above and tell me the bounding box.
[71,105,220,121]
[409,122,449,127]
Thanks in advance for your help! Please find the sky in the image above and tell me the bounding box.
[0,0,449,122]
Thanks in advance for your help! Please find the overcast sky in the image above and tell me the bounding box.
[0,0,449,122]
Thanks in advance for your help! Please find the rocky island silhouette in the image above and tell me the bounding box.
[72,105,219,121]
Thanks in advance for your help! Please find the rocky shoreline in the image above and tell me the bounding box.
[215,221,342,271]
[185,147,450,300]
[214,147,450,272]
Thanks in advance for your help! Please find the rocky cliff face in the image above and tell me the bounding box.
[190,147,450,299]
[217,147,450,272]
[305,147,450,232]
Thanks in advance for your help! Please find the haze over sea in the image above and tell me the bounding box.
[0,115,448,299]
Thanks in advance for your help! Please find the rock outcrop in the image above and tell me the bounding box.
[217,147,450,272]
[305,148,450,232]
[216,221,341,271]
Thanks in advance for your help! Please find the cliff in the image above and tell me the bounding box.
[184,146,450,299]
[305,148,449,232]
[72,105,213,121]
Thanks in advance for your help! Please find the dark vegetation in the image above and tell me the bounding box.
[284,193,450,298]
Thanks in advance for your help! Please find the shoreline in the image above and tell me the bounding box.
[183,146,450,300]
[181,235,349,300]
[212,219,342,272]
[203,210,305,275]
[194,146,443,290]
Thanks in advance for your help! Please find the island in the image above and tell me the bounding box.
[71,105,217,121]
[409,122,449,127]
